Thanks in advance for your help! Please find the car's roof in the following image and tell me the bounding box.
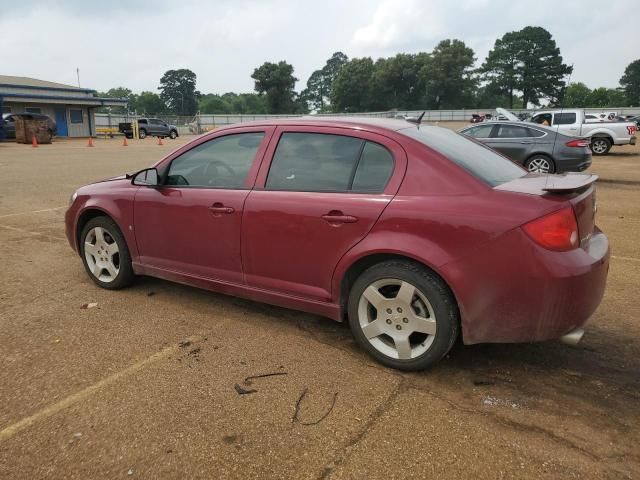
[216,116,419,134]
[464,120,558,133]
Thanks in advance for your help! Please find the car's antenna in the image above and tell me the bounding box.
[551,65,574,167]
[405,111,425,129]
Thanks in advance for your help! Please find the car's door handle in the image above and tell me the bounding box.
[209,203,234,214]
[321,211,358,224]
[519,141,533,144]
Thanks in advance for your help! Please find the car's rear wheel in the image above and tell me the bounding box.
[591,137,611,155]
[139,129,147,139]
[347,260,459,370]
[525,155,555,174]
[80,216,134,289]
[169,130,177,139]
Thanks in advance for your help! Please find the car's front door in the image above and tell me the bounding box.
[148,119,162,135]
[242,127,406,302]
[484,124,534,163]
[133,127,273,283]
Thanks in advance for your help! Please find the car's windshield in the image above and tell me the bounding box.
[401,126,526,187]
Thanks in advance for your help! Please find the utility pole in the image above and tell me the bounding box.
[76,68,81,88]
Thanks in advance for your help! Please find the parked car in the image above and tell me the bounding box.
[626,115,640,128]
[118,118,179,139]
[499,108,637,155]
[470,113,489,123]
[65,118,609,371]
[459,121,592,174]
[2,112,57,140]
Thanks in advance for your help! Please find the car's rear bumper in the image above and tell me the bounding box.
[440,227,609,344]
[557,155,592,173]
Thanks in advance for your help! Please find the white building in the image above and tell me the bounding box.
[0,76,127,137]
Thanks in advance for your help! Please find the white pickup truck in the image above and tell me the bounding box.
[497,108,637,155]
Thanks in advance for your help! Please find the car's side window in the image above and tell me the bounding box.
[464,125,493,138]
[553,113,577,125]
[527,128,546,138]
[266,133,363,192]
[352,142,394,192]
[495,125,531,138]
[166,132,264,188]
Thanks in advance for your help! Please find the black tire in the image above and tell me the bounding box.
[347,260,459,371]
[139,129,147,139]
[169,130,178,139]
[590,137,611,155]
[80,216,135,290]
[525,154,556,174]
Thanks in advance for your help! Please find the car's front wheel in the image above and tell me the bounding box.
[169,130,178,139]
[139,129,147,139]
[80,216,134,289]
[348,260,459,370]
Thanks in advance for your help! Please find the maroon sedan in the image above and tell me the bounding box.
[65,118,609,370]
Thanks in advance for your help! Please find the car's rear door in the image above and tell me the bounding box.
[484,124,534,164]
[241,126,407,302]
[133,127,274,283]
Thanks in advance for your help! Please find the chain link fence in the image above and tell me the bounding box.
[95,107,640,136]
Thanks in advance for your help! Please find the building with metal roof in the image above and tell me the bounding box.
[0,76,127,137]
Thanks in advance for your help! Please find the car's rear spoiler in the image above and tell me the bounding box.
[542,173,598,193]
[495,173,598,195]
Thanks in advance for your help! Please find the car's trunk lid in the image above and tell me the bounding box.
[496,173,598,248]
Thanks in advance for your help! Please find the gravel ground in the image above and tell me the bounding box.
[0,130,639,479]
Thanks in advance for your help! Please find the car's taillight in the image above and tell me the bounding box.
[565,139,590,148]
[522,207,579,251]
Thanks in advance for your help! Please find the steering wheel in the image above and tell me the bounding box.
[204,160,236,185]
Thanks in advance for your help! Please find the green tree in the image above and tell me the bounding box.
[474,82,517,108]
[587,88,627,107]
[97,87,136,113]
[251,61,298,113]
[158,69,200,115]
[482,26,572,108]
[331,57,376,112]
[561,82,592,107]
[422,39,476,108]
[620,59,640,106]
[371,53,427,110]
[135,91,165,115]
[300,70,328,112]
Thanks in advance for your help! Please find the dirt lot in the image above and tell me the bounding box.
[1,130,639,479]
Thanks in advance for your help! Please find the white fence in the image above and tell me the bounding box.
[95,107,640,134]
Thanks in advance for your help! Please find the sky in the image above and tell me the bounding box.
[1,0,638,95]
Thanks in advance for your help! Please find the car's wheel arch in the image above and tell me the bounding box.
[75,205,135,259]
[75,207,115,252]
[591,133,613,142]
[335,249,461,328]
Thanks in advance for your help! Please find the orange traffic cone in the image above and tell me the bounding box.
[31,135,38,148]
[87,137,94,147]
[122,137,128,146]
[157,137,164,146]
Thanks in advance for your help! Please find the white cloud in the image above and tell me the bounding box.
[351,0,446,51]
[0,0,637,94]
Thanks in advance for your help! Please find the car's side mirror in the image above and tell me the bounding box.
[132,168,159,186]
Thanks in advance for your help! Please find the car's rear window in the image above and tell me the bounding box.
[401,126,526,187]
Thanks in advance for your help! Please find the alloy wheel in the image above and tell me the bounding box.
[357,279,437,360]
[84,226,120,283]
[591,139,608,154]
[527,157,551,173]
